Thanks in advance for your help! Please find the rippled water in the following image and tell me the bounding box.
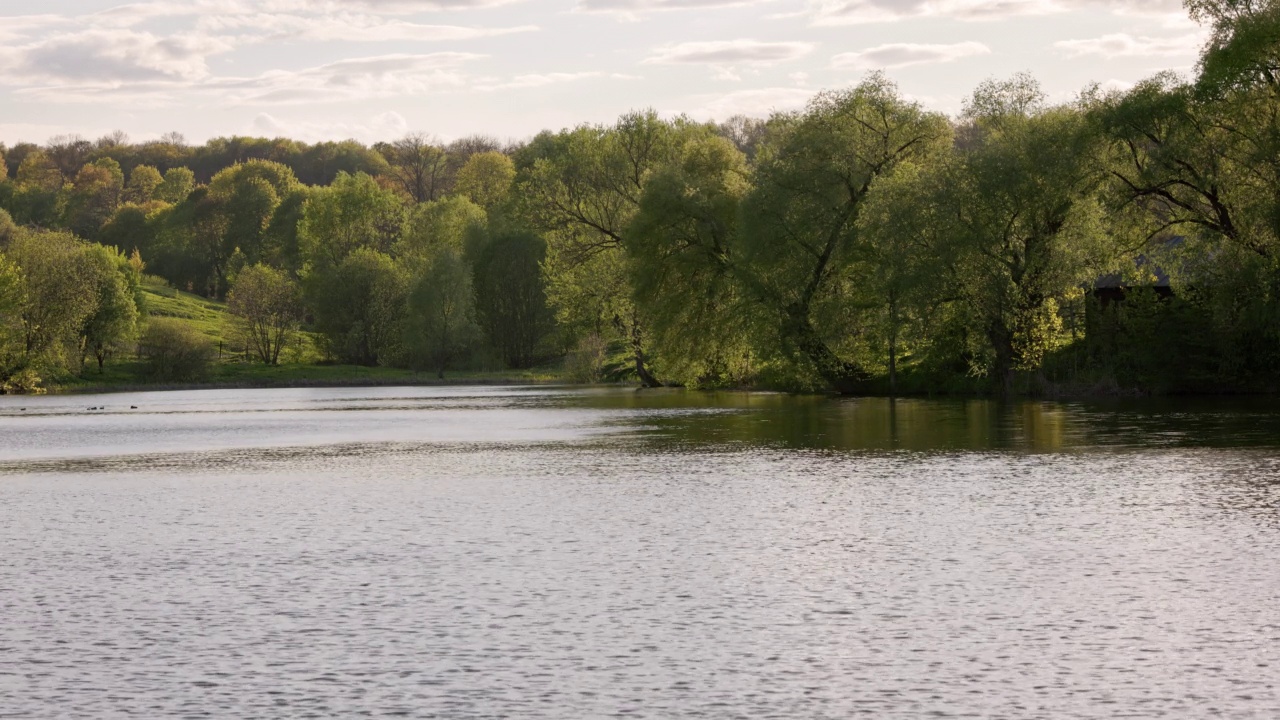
[1,386,1278,718]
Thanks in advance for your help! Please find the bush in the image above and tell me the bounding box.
[137,318,214,382]
[565,333,607,383]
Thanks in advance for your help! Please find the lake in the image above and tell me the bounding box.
[1,386,1277,718]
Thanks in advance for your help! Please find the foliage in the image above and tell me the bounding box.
[79,244,141,372]
[454,151,516,211]
[403,249,479,375]
[227,264,302,365]
[138,317,215,382]
[470,229,555,369]
[299,172,405,268]
[306,248,407,366]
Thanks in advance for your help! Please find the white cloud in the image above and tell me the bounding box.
[195,12,537,42]
[692,86,815,120]
[576,0,763,15]
[645,39,814,65]
[805,0,1185,25]
[250,110,410,141]
[831,41,990,70]
[474,72,603,91]
[808,0,1056,25]
[215,53,481,104]
[1055,33,1204,59]
[0,29,235,85]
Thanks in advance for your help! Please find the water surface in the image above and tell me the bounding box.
[1,387,1277,718]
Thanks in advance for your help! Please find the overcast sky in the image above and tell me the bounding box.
[0,0,1205,146]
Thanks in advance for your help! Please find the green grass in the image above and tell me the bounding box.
[47,277,569,393]
[140,279,235,348]
[55,361,566,394]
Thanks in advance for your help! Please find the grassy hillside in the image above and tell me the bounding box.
[140,278,236,349]
[49,276,566,393]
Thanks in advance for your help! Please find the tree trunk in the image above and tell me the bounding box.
[630,314,663,389]
[990,324,1016,399]
[783,304,867,394]
[888,294,899,396]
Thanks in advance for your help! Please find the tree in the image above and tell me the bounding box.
[739,75,952,392]
[0,252,26,385]
[79,244,141,372]
[299,172,405,268]
[626,131,756,386]
[5,229,99,369]
[125,165,164,204]
[380,134,450,203]
[518,110,686,387]
[856,163,955,393]
[471,230,555,369]
[454,151,516,211]
[138,318,214,381]
[45,135,92,179]
[227,264,302,365]
[306,248,407,366]
[404,249,478,377]
[940,76,1115,394]
[157,167,195,203]
[11,151,63,226]
[395,196,485,273]
[63,158,125,239]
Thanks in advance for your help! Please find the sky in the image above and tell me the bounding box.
[0,0,1206,146]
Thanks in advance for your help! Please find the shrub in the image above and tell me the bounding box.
[137,318,214,382]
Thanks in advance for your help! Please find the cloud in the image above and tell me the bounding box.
[692,87,815,120]
[645,39,814,66]
[1055,33,1205,59]
[807,0,1056,25]
[831,41,990,70]
[575,0,762,15]
[473,72,604,91]
[194,12,537,42]
[250,110,410,141]
[91,0,523,25]
[0,29,235,85]
[804,0,1185,25]
[215,52,481,104]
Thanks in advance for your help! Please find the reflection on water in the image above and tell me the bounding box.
[1,386,1278,718]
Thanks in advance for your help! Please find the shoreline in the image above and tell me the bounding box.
[45,375,572,396]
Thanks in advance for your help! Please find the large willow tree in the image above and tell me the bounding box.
[738,75,951,392]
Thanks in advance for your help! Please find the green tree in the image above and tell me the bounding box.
[0,251,26,388]
[125,165,164,204]
[12,151,63,226]
[138,318,214,382]
[739,75,952,392]
[78,244,141,372]
[299,172,405,268]
[471,230,555,369]
[63,158,125,239]
[519,111,687,387]
[6,229,99,370]
[395,196,486,273]
[454,151,516,211]
[404,249,478,377]
[156,167,195,203]
[940,76,1115,394]
[307,248,407,365]
[227,264,302,365]
[626,131,756,387]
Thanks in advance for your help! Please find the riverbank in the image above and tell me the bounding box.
[47,362,570,395]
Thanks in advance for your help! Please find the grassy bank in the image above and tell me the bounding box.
[51,362,567,395]
[42,278,568,395]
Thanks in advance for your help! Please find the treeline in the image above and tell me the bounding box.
[3,0,1280,395]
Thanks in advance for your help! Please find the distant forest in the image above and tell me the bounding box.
[3,2,1280,396]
